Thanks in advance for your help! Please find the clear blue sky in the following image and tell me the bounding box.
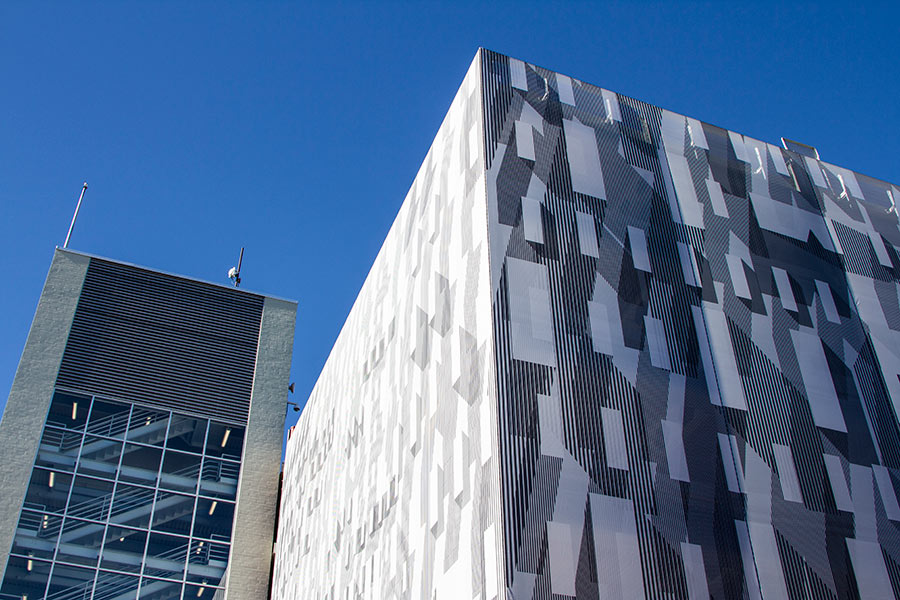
[2,1,897,447]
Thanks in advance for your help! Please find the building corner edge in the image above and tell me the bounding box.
[0,248,90,580]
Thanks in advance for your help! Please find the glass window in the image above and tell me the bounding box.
[109,483,156,529]
[192,498,234,541]
[86,399,132,439]
[66,476,114,521]
[120,443,163,486]
[199,457,239,500]
[24,468,73,515]
[205,423,244,459]
[9,391,244,599]
[144,532,188,579]
[77,435,124,480]
[11,510,61,560]
[151,491,195,536]
[140,577,183,598]
[56,517,103,566]
[166,414,208,454]
[127,406,170,446]
[101,526,147,573]
[36,426,81,472]
[47,391,91,429]
[45,563,96,598]
[94,570,139,600]
[160,450,201,493]
[186,539,229,586]
[0,555,52,599]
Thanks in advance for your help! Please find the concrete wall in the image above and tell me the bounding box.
[0,249,89,580]
[227,296,296,600]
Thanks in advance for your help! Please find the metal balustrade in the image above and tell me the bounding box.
[41,427,83,453]
[141,541,191,579]
[12,531,223,600]
[188,541,229,566]
[18,544,211,600]
[19,465,198,542]
[45,407,172,450]
[200,460,239,483]
[40,408,178,471]
[44,570,138,600]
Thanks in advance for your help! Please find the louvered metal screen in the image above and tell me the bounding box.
[56,258,264,425]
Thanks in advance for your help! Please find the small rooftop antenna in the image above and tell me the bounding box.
[228,247,244,287]
[63,182,88,248]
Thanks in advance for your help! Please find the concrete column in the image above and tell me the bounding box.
[226,296,296,599]
[0,249,89,579]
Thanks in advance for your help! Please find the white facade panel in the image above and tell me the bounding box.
[271,53,503,600]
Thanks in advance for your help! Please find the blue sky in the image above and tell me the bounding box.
[1,1,897,446]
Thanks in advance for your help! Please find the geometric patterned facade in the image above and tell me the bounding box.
[273,49,900,599]
[272,53,505,600]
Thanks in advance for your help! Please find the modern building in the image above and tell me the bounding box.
[0,248,296,599]
[272,49,900,599]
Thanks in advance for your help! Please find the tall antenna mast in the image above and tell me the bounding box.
[228,247,244,287]
[63,182,88,248]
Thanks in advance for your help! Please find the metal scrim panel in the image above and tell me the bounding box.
[56,258,264,425]
[271,48,900,599]
[271,53,506,599]
[482,49,900,599]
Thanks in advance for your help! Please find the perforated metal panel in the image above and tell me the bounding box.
[56,258,264,425]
